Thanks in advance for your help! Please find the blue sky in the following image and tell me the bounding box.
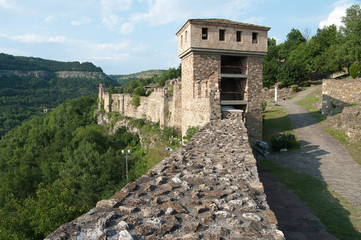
[0,0,359,74]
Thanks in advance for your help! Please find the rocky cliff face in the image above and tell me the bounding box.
[46,116,284,240]
[0,70,107,79]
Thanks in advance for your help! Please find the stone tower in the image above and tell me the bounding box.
[176,19,270,144]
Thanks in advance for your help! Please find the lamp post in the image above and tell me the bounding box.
[121,149,131,181]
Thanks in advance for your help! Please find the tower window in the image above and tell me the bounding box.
[202,28,208,40]
[236,31,242,42]
[252,32,258,44]
[185,31,187,43]
[219,29,225,41]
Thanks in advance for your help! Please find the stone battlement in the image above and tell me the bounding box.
[46,117,284,240]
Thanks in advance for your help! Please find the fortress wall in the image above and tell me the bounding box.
[322,78,361,115]
[102,85,184,131]
[181,52,222,136]
[246,56,264,145]
[46,116,284,240]
[109,89,169,126]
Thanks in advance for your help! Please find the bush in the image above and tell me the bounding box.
[183,126,200,141]
[290,85,298,93]
[270,133,297,151]
[134,118,146,128]
[131,95,140,107]
[262,100,267,111]
[349,63,359,79]
[163,127,174,140]
[169,84,174,96]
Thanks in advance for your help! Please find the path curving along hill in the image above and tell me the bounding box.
[271,86,361,209]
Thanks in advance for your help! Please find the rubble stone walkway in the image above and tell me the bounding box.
[272,86,361,209]
[46,117,284,240]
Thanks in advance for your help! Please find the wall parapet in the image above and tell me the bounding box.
[46,117,284,240]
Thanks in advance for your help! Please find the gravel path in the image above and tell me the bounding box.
[271,86,361,209]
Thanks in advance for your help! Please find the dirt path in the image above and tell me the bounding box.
[272,86,361,209]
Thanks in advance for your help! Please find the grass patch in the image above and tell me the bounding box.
[294,87,326,122]
[263,104,300,151]
[259,159,361,239]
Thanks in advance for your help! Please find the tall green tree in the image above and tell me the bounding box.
[263,38,280,87]
[277,59,309,87]
[340,4,361,65]
[278,28,306,60]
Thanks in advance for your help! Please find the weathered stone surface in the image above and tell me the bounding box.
[161,201,187,214]
[96,199,119,208]
[46,118,284,240]
[118,206,138,214]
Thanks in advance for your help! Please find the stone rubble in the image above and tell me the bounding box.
[45,117,284,240]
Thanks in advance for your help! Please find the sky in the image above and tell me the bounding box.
[0,0,359,75]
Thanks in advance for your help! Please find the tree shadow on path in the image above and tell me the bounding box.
[257,140,361,240]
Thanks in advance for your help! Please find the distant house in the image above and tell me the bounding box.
[43,108,52,113]
[144,83,159,90]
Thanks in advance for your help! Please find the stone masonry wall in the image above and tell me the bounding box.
[181,52,221,136]
[46,116,284,240]
[245,56,263,145]
[322,78,361,115]
[100,85,182,131]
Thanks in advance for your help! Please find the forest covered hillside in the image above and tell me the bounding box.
[0,96,180,239]
[0,53,118,136]
[109,69,166,86]
[0,53,103,72]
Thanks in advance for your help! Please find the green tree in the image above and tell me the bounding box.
[277,59,309,87]
[349,62,360,78]
[278,28,306,60]
[263,38,280,87]
[340,4,361,65]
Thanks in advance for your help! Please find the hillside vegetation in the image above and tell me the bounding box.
[0,53,117,136]
[109,69,166,86]
[0,96,180,239]
[0,53,103,72]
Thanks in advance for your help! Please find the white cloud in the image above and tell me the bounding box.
[0,0,11,9]
[1,33,67,43]
[45,15,55,22]
[270,36,282,44]
[71,17,92,26]
[130,0,258,26]
[100,0,133,13]
[100,0,133,30]
[102,14,122,29]
[48,36,67,43]
[241,16,266,25]
[319,0,354,28]
[120,22,134,34]
[131,0,185,25]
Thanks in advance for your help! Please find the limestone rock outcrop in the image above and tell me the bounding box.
[46,117,284,240]
[0,70,107,79]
